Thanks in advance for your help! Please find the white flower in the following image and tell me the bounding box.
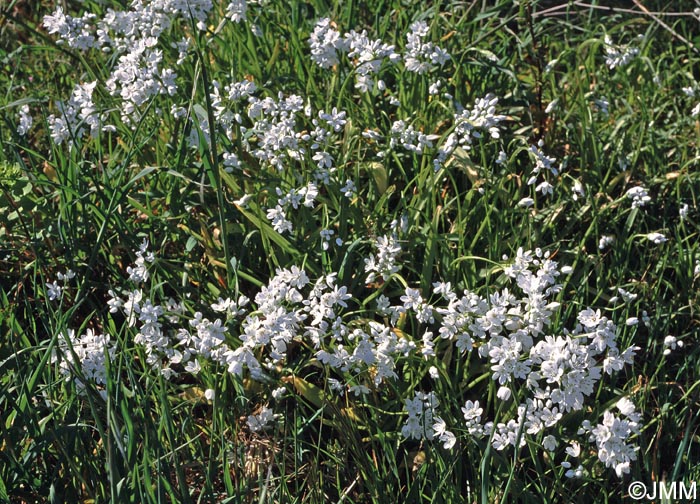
[544,99,559,114]
[46,281,62,301]
[234,194,252,207]
[645,232,667,244]
[402,392,439,440]
[598,235,615,250]
[400,287,423,311]
[439,430,457,449]
[616,398,638,419]
[565,441,581,458]
[185,360,201,374]
[247,406,276,432]
[319,107,347,132]
[497,386,511,401]
[348,384,370,396]
[626,186,651,208]
[340,179,357,198]
[572,179,584,200]
[266,205,293,234]
[542,435,558,451]
[589,410,639,478]
[603,35,639,70]
[428,80,441,95]
[364,234,401,282]
[663,335,683,355]
[17,105,32,136]
[171,105,187,119]
[57,270,75,282]
[52,328,115,394]
[48,81,105,145]
[564,465,585,478]
[536,180,554,196]
[272,386,287,400]
[432,417,456,449]
[462,400,483,422]
[126,239,154,284]
[320,229,336,250]
[518,197,535,208]
[225,0,247,23]
[308,18,343,69]
[617,287,637,303]
[404,21,450,74]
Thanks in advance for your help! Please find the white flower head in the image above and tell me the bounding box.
[663,335,683,355]
[603,35,639,70]
[247,406,276,432]
[18,104,32,136]
[645,232,667,244]
[626,186,651,208]
[542,435,558,451]
[599,235,614,250]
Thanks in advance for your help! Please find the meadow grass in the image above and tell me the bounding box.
[1,1,699,502]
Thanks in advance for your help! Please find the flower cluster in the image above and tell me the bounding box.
[247,406,276,432]
[626,186,651,208]
[599,235,614,250]
[402,391,439,440]
[46,270,75,302]
[603,35,640,70]
[48,82,113,145]
[645,232,668,245]
[364,234,402,283]
[52,328,115,397]
[266,183,318,234]
[43,7,97,50]
[344,29,400,92]
[526,140,560,196]
[225,0,248,23]
[309,18,449,92]
[395,248,640,471]
[581,398,641,477]
[43,0,220,127]
[433,94,507,170]
[36,3,652,483]
[403,21,451,74]
[309,18,399,91]
[308,18,344,69]
[390,120,438,154]
[17,105,32,136]
[127,239,155,283]
[663,335,683,355]
[51,228,641,479]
